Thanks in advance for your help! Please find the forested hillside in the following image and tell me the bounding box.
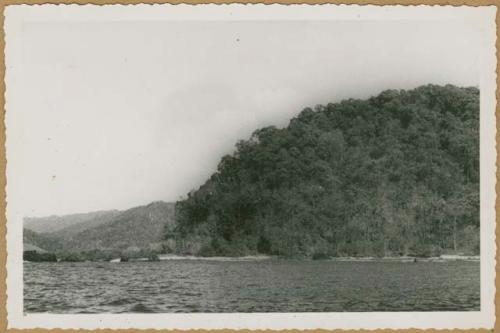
[24,228,63,253]
[64,201,175,252]
[24,210,119,234]
[169,84,479,258]
[24,201,175,261]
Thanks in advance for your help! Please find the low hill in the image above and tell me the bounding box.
[171,84,480,258]
[23,201,176,257]
[62,201,175,252]
[24,243,48,253]
[23,228,63,253]
[24,210,120,234]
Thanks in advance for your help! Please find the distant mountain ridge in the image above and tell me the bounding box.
[24,201,175,257]
[24,210,120,234]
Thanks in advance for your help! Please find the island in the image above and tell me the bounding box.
[23,84,479,262]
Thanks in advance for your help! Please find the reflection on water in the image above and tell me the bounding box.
[24,259,480,313]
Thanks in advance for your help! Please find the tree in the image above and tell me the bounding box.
[170,84,479,258]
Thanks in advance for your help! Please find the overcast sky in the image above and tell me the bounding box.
[6,6,484,217]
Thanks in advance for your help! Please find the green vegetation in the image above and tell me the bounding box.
[23,202,175,262]
[24,210,120,234]
[23,251,57,262]
[23,228,63,253]
[58,201,175,252]
[170,84,479,258]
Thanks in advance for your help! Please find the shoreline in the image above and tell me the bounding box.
[156,254,273,261]
[23,253,480,263]
[328,255,480,262]
[152,254,480,262]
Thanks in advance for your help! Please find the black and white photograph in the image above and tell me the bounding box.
[4,4,497,330]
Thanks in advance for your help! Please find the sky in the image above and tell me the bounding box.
[6,6,483,217]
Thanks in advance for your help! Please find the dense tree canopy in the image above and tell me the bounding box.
[168,84,479,258]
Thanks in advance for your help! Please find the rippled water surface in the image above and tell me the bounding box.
[24,259,479,313]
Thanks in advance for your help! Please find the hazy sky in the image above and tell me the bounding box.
[6,6,483,217]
